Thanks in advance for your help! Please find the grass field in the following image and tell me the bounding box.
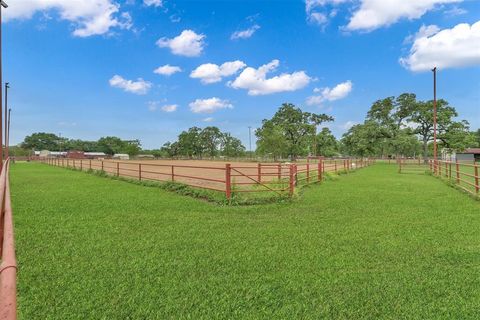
[11,162,480,319]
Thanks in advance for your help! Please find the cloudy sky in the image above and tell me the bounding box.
[5,0,480,149]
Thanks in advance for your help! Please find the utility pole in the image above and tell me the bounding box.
[432,67,437,171]
[4,82,8,158]
[0,1,8,166]
[6,107,9,155]
[248,126,252,159]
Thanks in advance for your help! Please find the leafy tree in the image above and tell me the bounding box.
[21,132,65,150]
[255,122,288,160]
[315,128,338,157]
[341,121,385,156]
[177,127,203,158]
[200,126,223,157]
[97,136,126,155]
[221,133,245,157]
[256,103,333,160]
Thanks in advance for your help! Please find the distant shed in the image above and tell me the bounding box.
[456,148,480,162]
[113,153,130,160]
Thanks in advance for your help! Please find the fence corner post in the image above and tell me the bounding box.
[257,163,262,183]
[225,163,232,200]
[289,164,295,197]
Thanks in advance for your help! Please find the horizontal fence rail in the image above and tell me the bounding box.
[38,158,375,200]
[0,159,17,320]
[430,160,479,196]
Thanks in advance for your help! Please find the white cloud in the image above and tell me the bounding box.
[144,0,163,7]
[444,6,467,16]
[190,60,246,84]
[307,80,353,106]
[161,104,178,112]
[154,64,182,76]
[229,60,311,96]
[202,117,214,122]
[109,75,152,95]
[189,98,233,114]
[340,120,358,130]
[346,0,462,32]
[156,30,206,57]
[305,0,349,26]
[4,0,132,37]
[400,21,480,71]
[231,25,260,40]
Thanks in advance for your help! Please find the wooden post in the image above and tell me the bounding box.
[116,162,119,176]
[257,163,262,183]
[475,165,479,194]
[101,160,104,172]
[277,164,281,180]
[456,161,460,184]
[80,160,83,171]
[67,159,69,167]
[89,160,92,170]
[225,163,231,200]
[306,163,310,183]
[139,163,142,181]
[289,164,295,196]
[318,161,322,181]
[399,161,402,173]
[171,165,175,182]
[448,162,452,180]
[334,161,337,173]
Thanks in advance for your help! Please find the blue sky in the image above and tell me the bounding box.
[4,0,480,149]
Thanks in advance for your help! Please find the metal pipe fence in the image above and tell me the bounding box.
[38,157,375,200]
[0,158,17,320]
[429,160,479,196]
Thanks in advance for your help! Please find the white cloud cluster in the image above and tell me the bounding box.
[189,98,233,114]
[229,60,311,96]
[109,75,152,95]
[231,25,260,40]
[346,0,462,31]
[305,0,348,26]
[400,21,480,71]
[156,30,206,57]
[190,61,246,84]
[161,104,178,112]
[154,64,182,76]
[307,80,353,105]
[144,0,163,7]
[4,0,132,37]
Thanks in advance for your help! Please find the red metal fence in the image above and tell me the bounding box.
[39,158,375,199]
[0,159,17,320]
[430,160,479,196]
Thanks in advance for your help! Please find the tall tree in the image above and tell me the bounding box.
[256,103,333,160]
[21,132,65,150]
[315,128,338,157]
[221,133,245,157]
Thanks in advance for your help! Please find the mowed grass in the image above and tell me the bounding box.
[10,162,480,319]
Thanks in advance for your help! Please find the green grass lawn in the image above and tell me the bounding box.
[10,162,480,319]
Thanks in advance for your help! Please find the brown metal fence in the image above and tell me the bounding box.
[38,158,375,199]
[430,160,479,196]
[0,159,17,320]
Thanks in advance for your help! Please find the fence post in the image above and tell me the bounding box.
[116,162,120,176]
[171,165,175,182]
[80,160,83,171]
[334,161,337,173]
[225,163,231,200]
[289,164,295,197]
[73,159,76,169]
[306,163,310,183]
[101,160,104,172]
[448,162,452,180]
[257,163,262,183]
[456,161,460,184]
[67,159,69,167]
[318,161,322,181]
[277,164,281,180]
[89,160,92,170]
[398,161,402,173]
[475,165,479,194]
[139,163,142,181]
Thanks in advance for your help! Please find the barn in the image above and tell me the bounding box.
[456,148,480,163]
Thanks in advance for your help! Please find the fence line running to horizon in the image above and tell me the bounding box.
[0,158,17,320]
[38,158,375,199]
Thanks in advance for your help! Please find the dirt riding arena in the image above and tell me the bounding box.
[40,158,365,195]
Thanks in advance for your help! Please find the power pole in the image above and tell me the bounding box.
[432,67,437,170]
[0,1,8,166]
[4,82,8,158]
[248,126,252,159]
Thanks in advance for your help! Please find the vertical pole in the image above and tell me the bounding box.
[4,82,7,159]
[289,164,294,197]
[475,165,479,194]
[171,165,174,181]
[73,159,75,169]
[318,161,322,181]
[277,163,281,180]
[80,159,82,171]
[432,67,438,174]
[0,3,4,169]
[67,158,69,167]
[456,161,460,184]
[334,161,337,173]
[139,163,142,181]
[116,162,119,176]
[448,162,452,180]
[257,163,261,183]
[101,160,104,172]
[306,163,310,183]
[89,159,92,170]
[445,162,448,178]
[225,163,231,200]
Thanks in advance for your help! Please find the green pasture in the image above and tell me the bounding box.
[10,162,480,319]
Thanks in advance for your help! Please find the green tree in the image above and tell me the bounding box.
[97,136,126,155]
[200,126,223,158]
[177,127,203,158]
[221,133,246,157]
[341,121,384,156]
[255,122,288,160]
[315,128,338,157]
[256,103,333,160]
[21,132,65,150]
